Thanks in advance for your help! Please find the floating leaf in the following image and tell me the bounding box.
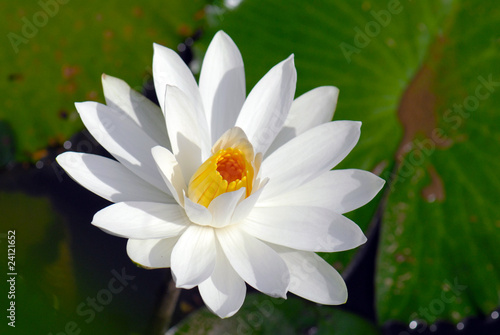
[169,294,380,335]
[0,0,206,161]
[200,0,500,324]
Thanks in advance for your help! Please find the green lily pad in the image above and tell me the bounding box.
[0,0,206,163]
[376,1,500,324]
[199,0,500,324]
[169,294,380,335]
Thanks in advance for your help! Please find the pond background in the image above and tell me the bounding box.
[1,0,499,334]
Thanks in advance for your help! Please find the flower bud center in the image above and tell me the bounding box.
[188,147,254,207]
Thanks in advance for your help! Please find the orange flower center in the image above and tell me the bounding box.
[188,147,254,207]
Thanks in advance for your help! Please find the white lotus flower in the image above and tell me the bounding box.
[56,31,384,318]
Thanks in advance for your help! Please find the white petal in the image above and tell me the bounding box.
[92,202,188,239]
[231,179,269,224]
[101,74,170,149]
[164,85,211,182]
[260,121,361,200]
[171,225,216,289]
[216,226,289,298]
[75,101,168,193]
[199,31,246,143]
[266,86,339,156]
[211,127,253,158]
[198,245,246,318]
[258,169,385,214]
[151,146,187,206]
[208,188,246,228]
[56,152,171,203]
[242,206,366,252]
[126,237,178,269]
[271,245,347,305]
[153,43,203,119]
[183,195,213,226]
[235,55,296,155]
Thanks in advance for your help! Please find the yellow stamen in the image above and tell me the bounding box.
[188,147,254,207]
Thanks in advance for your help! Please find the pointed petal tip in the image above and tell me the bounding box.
[74,101,90,113]
[359,233,368,246]
[334,283,348,305]
[55,151,77,169]
[207,302,241,319]
[210,30,239,51]
[375,175,387,189]
[306,85,339,99]
[171,268,199,290]
[164,83,180,92]
[215,29,227,36]
[55,152,66,164]
[283,54,295,67]
[153,42,178,54]
[153,42,174,57]
[150,145,171,164]
[213,29,230,40]
[323,85,340,96]
[220,313,236,319]
[175,282,197,290]
[101,72,120,83]
[172,272,194,290]
[284,55,296,73]
[152,42,161,52]
[344,120,362,133]
[267,285,289,300]
[274,291,288,300]
[312,85,340,109]
[271,54,295,73]
[150,145,165,156]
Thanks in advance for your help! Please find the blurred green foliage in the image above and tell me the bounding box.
[0,0,206,162]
